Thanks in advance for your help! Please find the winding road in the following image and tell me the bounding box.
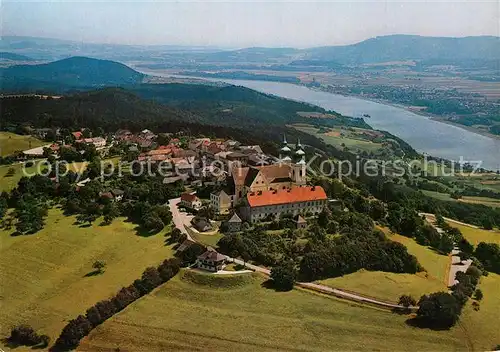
[168,197,417,310]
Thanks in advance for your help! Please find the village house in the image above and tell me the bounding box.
[294,215,307,229]
[180,193,202,210]
[76,137,106,149]
[239,186,328,223]
[191,217,213,232]
[210,189,234,215]
[196,247,227,272]
[111,189,125,202]
[72,131,83,140]
[226,213,242,232]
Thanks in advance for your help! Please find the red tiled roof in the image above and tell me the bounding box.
[181,193,198,202]
[72,131,83,139]
[146,149,172,156]
[247,186,327,207]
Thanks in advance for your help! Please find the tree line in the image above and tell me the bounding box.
[52,258,180,351]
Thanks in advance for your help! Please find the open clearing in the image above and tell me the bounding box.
[460,273,500,351]
[318,269,447,303]
[421,190,500,209]
[0,161,45,192]
[0,208,174,345]
[383,229,450,285]
[79,270,466,352]
[447,222,500,246]
[0,132,45,156]
[292,124,384,154]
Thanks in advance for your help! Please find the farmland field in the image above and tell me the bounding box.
[318,269,447,303]
[0,132,45,156]
[460,273,500,351]
[79,270,466,352]
[421,191,500,208]
[447,222,500,245]
[0,208,174,347]
[292,124,384,154]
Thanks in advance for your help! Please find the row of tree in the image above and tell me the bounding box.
[52,258,180,351]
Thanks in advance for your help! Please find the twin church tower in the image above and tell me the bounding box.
[279,135,307,186]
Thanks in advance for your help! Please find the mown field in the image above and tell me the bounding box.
[0,132,46,156]
[318,270,446,303]
[79,270,466,352]
[292,124,384,154]
[0,208,174,348]
[0,161,45,192]
[460,273,500,351]
[318,228,449,303]
[385,230,450,284]
[447,222,500,246]
[422,190,500,209]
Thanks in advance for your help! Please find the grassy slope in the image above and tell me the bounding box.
[79,270,466,352]
[318,228,449,303]
[422,190,500,208]
[318,270,446,303]
[377,226,450,284]
[0,132,45,156]
[292,124,383,153]
[0,161,44,192]
[0,208,174,343]
[448,222,500,245]
[190,231,223,248]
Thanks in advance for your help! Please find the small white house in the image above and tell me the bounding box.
[196,247,226,272]
[180,193,202,210]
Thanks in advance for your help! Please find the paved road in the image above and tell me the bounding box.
[227,257,416,310]
[449,247,473,287]
[168,197,194,240]
[420,213,474,287]
[419,212,479,229]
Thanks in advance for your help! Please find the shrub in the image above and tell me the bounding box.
[474,289,483,301]
[417,292,461,328]
[8,324,42,346]
[270,261,296,291]
[398,294,417,307]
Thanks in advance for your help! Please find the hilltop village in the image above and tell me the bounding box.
[13,127,331,268]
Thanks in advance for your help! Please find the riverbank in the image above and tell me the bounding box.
[312,85,500,141]
[136,69,500,171]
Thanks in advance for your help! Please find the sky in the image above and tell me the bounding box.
[2,0,499,48]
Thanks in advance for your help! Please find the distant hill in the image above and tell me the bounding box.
[172,35,500,66]
[303,35,500,64]
[0,52,33,61]
[1,35,498,66]
[1,56,145,90]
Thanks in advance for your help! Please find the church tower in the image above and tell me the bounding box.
[279,134,292,163]
[292,139,306,185]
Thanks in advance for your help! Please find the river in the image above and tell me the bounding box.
[142,71,500,171]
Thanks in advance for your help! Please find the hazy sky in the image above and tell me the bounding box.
[2,0,499,48]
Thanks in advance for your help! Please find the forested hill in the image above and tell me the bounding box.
[129,83,334,127]
[0,89,198,131]
[1,56,145,90]
[304,35,500,64]
[0,88,358,159]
